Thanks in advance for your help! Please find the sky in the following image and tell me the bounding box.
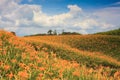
[0,0,120,36]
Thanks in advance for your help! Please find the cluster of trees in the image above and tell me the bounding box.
[25,29,81,37]
[47,30,57,35]
[47,29,81,35]
[61,32,81,35]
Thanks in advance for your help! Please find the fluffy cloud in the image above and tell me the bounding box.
[33,4,115,34]
[0,0,119,36]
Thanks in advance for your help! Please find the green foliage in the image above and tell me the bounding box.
[61,32,81,35]
[47,29,53,35]
[95,28,120,35]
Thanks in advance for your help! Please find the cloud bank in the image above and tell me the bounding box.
[0,0,120,36]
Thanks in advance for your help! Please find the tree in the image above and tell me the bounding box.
[53,30,57,35]
[62,29,64,34]
[47,30,53,35]
[11,31,16,36]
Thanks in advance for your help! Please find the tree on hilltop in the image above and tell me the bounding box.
[47,30,53,35]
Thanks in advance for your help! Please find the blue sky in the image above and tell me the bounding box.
[20,0,120,14]
[0,0,120,36]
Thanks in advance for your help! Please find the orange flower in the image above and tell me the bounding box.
[36,73,43,80]
[0,61,3,65]
[114,71,120,78]
[89,68,93,74]
[39,67,45,71]
[38,73,43,77]
[72,71,80,77]
[29,63,34,67]
[11,59,17,63]
[4,65,10,71]
[59,69,63,78]
[19,63,25,68]
[24,66,30,71]
[72,62,79,68]
[7,72,14,79]
[37,59,41,63]
[18,70,29,79]
[2,50,6,55]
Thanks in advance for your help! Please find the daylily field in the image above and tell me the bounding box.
[0,30,120,80]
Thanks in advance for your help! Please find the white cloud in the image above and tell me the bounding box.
[0,0,119,36]
[93,7,120,27]
[73,19,98,29]
[68,5,82,15]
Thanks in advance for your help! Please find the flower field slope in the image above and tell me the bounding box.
[0,30,120,80]
[22,36,120,68]
[24,35,120,61]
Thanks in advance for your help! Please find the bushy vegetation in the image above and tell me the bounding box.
[60,32,81,35]
[95,28,120,35]
[0,30,120,80]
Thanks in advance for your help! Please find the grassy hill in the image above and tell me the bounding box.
[95,28,120,35]
[24,35,120,61]
[22,35,120,69]
[0,30,120,80]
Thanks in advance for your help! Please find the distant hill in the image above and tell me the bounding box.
[25,33,47,37]
[95,28,120,35]
[24,31,81,37]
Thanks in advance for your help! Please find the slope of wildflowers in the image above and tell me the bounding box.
[25,35,120,61]
[0,30,120,80]
[23,36,120,68]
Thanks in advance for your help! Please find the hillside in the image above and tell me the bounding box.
[95,28,120,35]
[24,35,120,61]
[0,30,120,80]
